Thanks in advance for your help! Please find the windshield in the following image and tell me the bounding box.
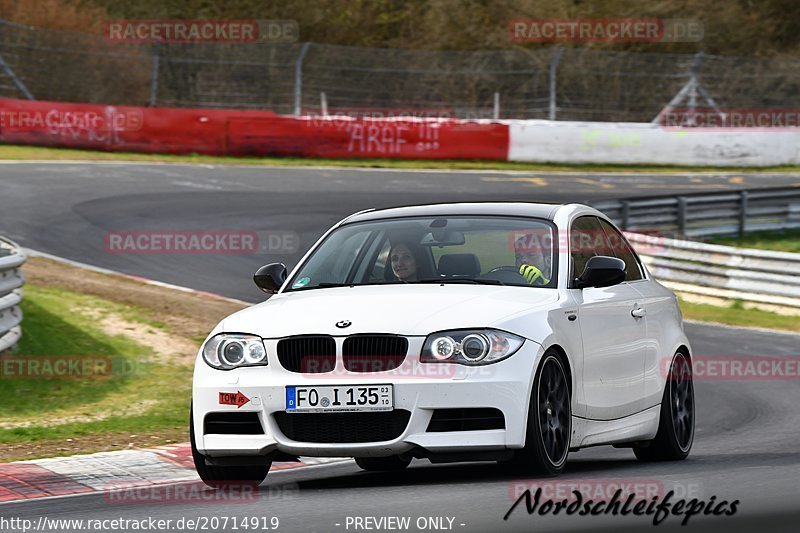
[285,216,557,291]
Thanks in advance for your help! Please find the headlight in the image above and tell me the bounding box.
[202,334,268,370]
[421,329,524,365]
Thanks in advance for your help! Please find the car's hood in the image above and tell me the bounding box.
[223,285,560,338]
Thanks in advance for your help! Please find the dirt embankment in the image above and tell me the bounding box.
[23,257,248,341]
[0,257,249,462]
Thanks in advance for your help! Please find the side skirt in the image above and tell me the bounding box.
[569,405,660,451]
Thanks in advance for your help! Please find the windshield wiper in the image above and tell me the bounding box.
[287,282,352,291]
[292,279,505,290]
[417,277,505,286]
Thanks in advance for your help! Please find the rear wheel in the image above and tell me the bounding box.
[355,456,411,471]
[634,352,694,461]
[190,404,271,488]
[506,352,571,476]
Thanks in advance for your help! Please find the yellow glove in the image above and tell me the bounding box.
[519,264,550,285]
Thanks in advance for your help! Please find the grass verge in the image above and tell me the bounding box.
[0,285,192,460]
[707,228,800,254]
[0,257,246,462]
[2,144,800,173]
[678,297,800,333]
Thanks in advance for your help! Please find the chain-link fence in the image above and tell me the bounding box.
[2,19,800,122]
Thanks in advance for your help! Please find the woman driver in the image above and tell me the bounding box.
[389,242,419,282]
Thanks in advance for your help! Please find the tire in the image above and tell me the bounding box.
[355,456,411,472]
[506,352,571,476]
[190,404,271,488]
[634,352,694,462]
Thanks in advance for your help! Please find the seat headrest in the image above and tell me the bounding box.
[438,253,481,277]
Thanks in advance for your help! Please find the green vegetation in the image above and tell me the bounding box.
[6,0,800,55]
[678,297,800,333]
[708,229,800,254]
[3,144,800,173]
[0,285,192,445]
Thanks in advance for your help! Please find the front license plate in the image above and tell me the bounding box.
[285,384,393,413]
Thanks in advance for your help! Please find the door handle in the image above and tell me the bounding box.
[631,305,646,318]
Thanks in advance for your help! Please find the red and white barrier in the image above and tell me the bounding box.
[0,98,507,160]
[3,98,800,166]
[507,119,800,167]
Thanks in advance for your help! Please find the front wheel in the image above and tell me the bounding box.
[634,352,694,462]
[190,404,271,488]
[355,456,411,471]
[506,352,571,476]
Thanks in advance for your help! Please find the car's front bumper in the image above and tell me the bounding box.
[192,338,543,458]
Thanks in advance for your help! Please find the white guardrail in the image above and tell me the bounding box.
[0,236,25,353]
[594,187,800,311]
[626,232,800,311]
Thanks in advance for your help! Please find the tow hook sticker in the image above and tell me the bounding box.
[219,391,250,408]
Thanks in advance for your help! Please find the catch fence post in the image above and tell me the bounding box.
[293,42,311,116]
[149,42,160,107]
[548,47,564,121]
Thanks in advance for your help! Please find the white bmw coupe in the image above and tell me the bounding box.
[191,202,694,486]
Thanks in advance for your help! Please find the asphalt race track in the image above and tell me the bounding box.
[1,162,800,531]
[1,162,799,301]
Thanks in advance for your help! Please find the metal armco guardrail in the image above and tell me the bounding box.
[595,187,800,238]
[0,236,25,353]
[626,233,800,310]
[592,186,800,311]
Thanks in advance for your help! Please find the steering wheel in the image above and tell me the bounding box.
[487,265,550,286]
[484,265,528,285]
[488,266,519,274]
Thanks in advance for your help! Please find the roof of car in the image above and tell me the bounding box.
[343,202,565,224]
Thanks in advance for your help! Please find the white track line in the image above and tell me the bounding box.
[0,159,795,176]
[0,459,355,507]
[683,318,800,337]
[24,248,251,306]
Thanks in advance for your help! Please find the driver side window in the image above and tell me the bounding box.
[598,219,644,282]
[570,216,612,283]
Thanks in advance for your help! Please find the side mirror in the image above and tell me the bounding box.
[254,263,287,294]
[574,256,626,289]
